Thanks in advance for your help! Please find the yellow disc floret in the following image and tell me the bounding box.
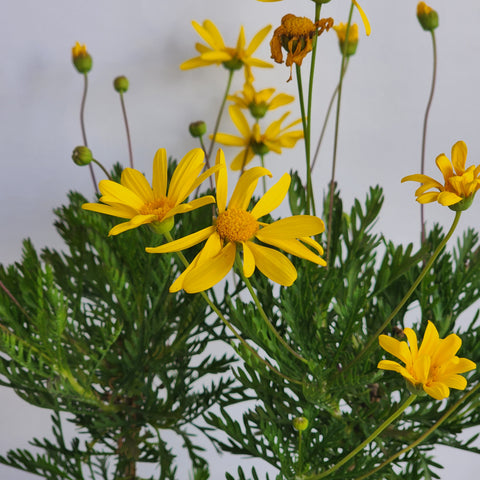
[216,208,259,243]
[139,198,175,221]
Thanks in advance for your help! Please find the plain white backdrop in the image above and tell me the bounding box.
[1,0,480,478]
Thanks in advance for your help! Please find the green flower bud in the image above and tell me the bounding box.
[72,146,93,166]
[417,2,439,32]
[72,42,92,74]
[448,194,475,212]
[293,417,309,431]
[222,57,244,71]
[251,141,270,156]
[189,121,207,138]
[149,216,175,235]
[113,76,129,93]
[249,102,269,120]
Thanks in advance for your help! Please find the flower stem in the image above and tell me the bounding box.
[356,384,480,480]
[302,395,417,480]
[326,4,354,265]
[420,31,437,244]
[343,210,462,373]
[207,69,235,164]
[163,232,302,385]
[237,255,307,365]
[80,73,98,193]
[119,91,134,168]
[92,158,112,180]
[260,155,267,194]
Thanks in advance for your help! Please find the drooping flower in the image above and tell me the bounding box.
[72,42,92,73]
[402,141,480,210]
[378,321,476,400]
[215,106,303,170]
[257,1,371,36]
[228,82,295,119]
[146,150,326,293]
[180,20,273,81]
[82,148,218,236]
[333,23,359,57]
[270,14,334,81]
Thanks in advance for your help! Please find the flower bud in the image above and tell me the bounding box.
[448,194,475,212]
[417,2,439,31]
[249,102,269,120]
[72,42,92,74]
[333,23,359,57]
[189,121,207,138]
[293,417,309,431]
[113,76,129,93]
[251,141,270,156]
[72,146,93,166]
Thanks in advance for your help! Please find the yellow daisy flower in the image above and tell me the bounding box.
[180,20,273,81]
[402,141,480,209]
[146,150,326,293]
[82,148,218,236]
[257,1,371,36]
[228,82,295,119]
[378,321,476,400]
[215,106,304,171]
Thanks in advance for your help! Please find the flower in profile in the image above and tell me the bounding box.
[215,106,303,170]
[270,14,334,82]
[333,23,359,57]
[180,20,273,81]
[417,2,439,31]
[378,321,476,400]
[402,141,480,210]
[257,1,371,36]
[72,42,92,73]
[146,150,326,293]
[228,82,295,119]
[82,148,218,236]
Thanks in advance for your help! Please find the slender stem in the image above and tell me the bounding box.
[296,64,310,215]
[326,4,354,264]
[297,430,304,474]
[199,135,214,191]
[357,384,480,480]
[311,60,349,174]
[238,256,307,364]
[207,69,235,163]
[303,395,417,480]
[260,155,267,194]
[92,159,112,180]
[420,31,437,244]
[80,73,98,193]
[119,92,134,168]
[163,232,302,385]
[342,210,462,373]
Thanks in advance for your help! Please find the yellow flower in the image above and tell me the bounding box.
[71,42,92,73]
[257,1,371,36]
[402,141,480,210]
[378,321,476,400]
[416,1,439,31]
[215,106,304,171]
[180,20,273,81]
[82,148,218,236]
[333,23,359,57]
[270,14,334,82]
[228,82,295,119]
[146,150,326,293]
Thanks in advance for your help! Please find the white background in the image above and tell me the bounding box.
[1,0,480,478]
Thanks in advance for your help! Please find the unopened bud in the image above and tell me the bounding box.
[72,146,93,166]
[417,2,439,31]
[189,121,207,138]
[113,76,129,93]
[333,23,359,57]
[72,42,92,74]
[293,417,309,431]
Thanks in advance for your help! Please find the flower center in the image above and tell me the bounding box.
[139,197,174,221]
[215,208,259,243]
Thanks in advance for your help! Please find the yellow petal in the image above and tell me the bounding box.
[230,148,255,171]
[242,241,256,277]
[192,20,222,50]
[152,148,168,198]
[401,174,441,187]
[251,173,290,219]
[121,168,154,203]
[246,25,272,56]
[108,214,157,236]
[256,216,325,239]
[98,180,145,210]
[416,192,440,204]
[404,328,418,360]
[352,0,371,36]
[180,57,211,70]
[423,382,450,400]
[258,236,326,266]
[437,191,462,206]
[146,226,215,254]
[168,148,205,204]
[203,19,226,49]
[247,242,297,286]
[432,333,462,365]
[229,167,271,210]
[269,93,295,109]
[214,133,247,147]
[201,51,232,62]
[435,153,454,181]
[451,140,467,174]
[236,25,246,53]
[82,202,137,219]
[379,335,412,365]
[163,196,216,220]
[418,321,439,357]
[215,149,228,213]
[229,105,252,139]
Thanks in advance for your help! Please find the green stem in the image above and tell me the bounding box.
[92,158,112,180]
[343,210,462,373]
[326,4,354,264]
[207,69,235,164]
[296,64,311,215]
[119,91,134,168]
[303,395,417,480]
[80,73,98,193]
[260,155,267,194]
[310,60,349,174]
[163,232,302,385]
[420,31,437,244]
[237,254,307,364]
[357,384,480,480]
